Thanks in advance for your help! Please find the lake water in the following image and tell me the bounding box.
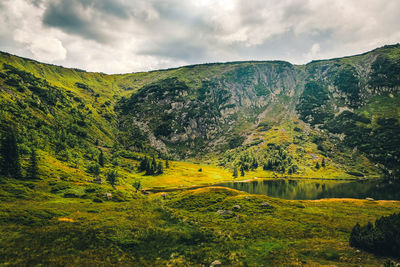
[217,179,400,200]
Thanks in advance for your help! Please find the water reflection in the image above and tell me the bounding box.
[217,179,400,200]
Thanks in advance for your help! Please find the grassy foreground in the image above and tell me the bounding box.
[1,183,399,266]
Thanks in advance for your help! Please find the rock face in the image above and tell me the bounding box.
[117,44,400,175]
[118,62,300,157]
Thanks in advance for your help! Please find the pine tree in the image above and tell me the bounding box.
[315,162,320,169]
[99,149,105,167]
[165,159,169,168]
[240,165,245,176]
[321,158,326,167]
[133,180,141,192]
[0,128,21,178]
[157,161,163,174]
[27,149,39,179]
[139,156,147,172]
[233,167,238,178]
[106,169,118,187]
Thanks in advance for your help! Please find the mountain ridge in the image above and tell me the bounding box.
[0,44,400,182]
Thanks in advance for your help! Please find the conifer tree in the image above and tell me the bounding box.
[99,149,105,167]
[233,167,238,178]
[240,165,245,176]
[27,149,39,179]
[165,159,169,168]
[139,156,147,171]
[0,128,21,178]
[321,158,326,167]
[315,162,320,169]
[106,169,118,187]
[133,180,141,192]
[157,161,163,174]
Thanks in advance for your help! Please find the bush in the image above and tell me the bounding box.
[106,169,119,186]
[349,212,400,257]
[86,163,101,176]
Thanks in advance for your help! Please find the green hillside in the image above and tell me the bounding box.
[1,45,400,265]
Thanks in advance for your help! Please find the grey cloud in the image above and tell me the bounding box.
[43,0,108,42]
[1,0,400,73]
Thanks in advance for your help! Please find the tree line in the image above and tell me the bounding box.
[0,127,38,180]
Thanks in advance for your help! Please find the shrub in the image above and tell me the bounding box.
[349,212,400,257]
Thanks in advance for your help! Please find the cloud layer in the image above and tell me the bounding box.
[1,0,400,73]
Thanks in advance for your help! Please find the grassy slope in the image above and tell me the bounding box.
[1,47,400,265]
[1,186,399,266]
[0,50,364,188]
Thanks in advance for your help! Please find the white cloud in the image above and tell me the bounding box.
[0,0,400,73]
[29,37,67,62]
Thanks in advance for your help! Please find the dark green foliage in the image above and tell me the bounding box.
[334,65,360,107]
[254,83,270,96]
[257,122,271,132]
[240,165,245,176]
[315,162,320,169]
[86,163,101,176]
[75,82,94,93]
[98,150,105,167]
[287,165,298,174]
[324,112,400,176]
[349,212,400,257]
[233,167,238,178]
[138,156,149,172]
[165,159,169,168]
[321,158,326,167]
[27,149,39,179]
[106,169,119,186]
[139,156,164,175]
[133,180,141,192]
[151,157,157,173]
[228,135,245,149]
[0,128,21,178]
[297,81,332,125]
[370,55,400,88]
[157,162,164,174]
[262,145,295,174]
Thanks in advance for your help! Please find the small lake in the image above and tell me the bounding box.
[217,179,400,200]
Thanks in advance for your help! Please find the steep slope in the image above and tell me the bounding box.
[117,61,301,157]
[0,45,399,181]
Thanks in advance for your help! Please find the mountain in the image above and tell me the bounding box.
[1,45,400,266]
[1,44,399,181]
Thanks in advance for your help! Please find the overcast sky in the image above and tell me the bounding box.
[1,0,400,74]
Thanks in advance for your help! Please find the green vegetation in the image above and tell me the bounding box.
[0,127,21,178]
[350,212,400,257]
[334,65,361,107]
[0,44,400,265]
[297,81,332,125]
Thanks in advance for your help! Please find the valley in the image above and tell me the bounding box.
[1,44,400,266]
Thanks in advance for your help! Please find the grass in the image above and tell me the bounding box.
[1,44,400,265]
[1,186,399,266]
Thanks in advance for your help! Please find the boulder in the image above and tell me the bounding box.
[105,192,112,200]
[365,197,374,201]
[217,209,233,216]
[210,260,221,266]
[260,202,271,208]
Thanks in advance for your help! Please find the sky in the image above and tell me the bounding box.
[1,0,400,74]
